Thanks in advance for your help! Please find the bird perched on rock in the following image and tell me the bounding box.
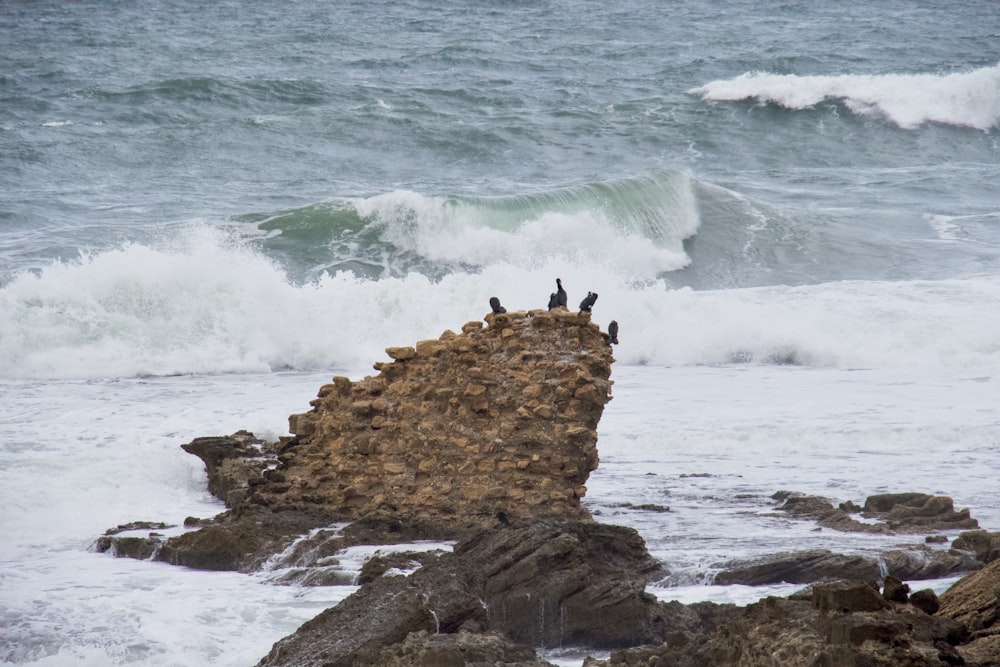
[607,320,619,345]
[579,291,598,313]
[489,296,506,314]
[547,292,558,310]
[553,278,568,308]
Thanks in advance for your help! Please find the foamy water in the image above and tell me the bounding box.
[690,63,1000,130]
[2,361,997,665]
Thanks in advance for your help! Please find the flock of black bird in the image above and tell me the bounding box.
[490,278,619,346]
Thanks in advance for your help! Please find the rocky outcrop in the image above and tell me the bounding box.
[180,431,278,508]
[774,491,979,534]
[257,520,667,666]
[97,309,616,572]
[939,557,1000,663]
[714,549,881,586]
[253,309,614,530]
[952,530,1000,564]
[714,546,983,587]
[594,580,971,667]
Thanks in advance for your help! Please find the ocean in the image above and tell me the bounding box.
[2,0,999,664]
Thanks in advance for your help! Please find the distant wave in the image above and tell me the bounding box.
[689,63,1000,130]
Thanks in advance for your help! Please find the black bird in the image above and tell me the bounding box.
[579,291,598,313]
[607,320,619,345]
[547,292,558,310]
[555,278,567,308]
[489,296,506,314]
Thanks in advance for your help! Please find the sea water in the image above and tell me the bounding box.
[2,0,999,664]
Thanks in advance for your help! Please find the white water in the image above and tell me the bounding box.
[5,229,1000,379]
[2,361,998,665]
[689,63,1000,130]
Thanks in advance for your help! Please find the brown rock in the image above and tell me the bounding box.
[881,575,910,603]
[254,309,614,531]
[910,588,941,615]
[939,557,1000,634]
[812,580,889,613]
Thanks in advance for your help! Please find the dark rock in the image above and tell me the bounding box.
[863,492,980,532]
[155,507,328,572]
[456,520,666,648]
[953,530,1000,564]
[357,551,442,585]
[256,520,669,666]
[180,430,276,508]
[368,630,555,666]
[910,588,941,615]
[103,521,174,535]
[812,580,889,613]
[774,491,981,535]
[714,549,881,586]
[881,575,910,603]
[881,546,983,580]
[93,534,161,560]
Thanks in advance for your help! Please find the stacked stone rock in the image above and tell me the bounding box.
[253,308,614,528]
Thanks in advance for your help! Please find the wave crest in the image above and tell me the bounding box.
[689,63,1000,130]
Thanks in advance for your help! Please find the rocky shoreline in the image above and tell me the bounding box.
[95,308,1000,666]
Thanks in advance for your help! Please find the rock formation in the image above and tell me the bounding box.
[593,580,971,667]
[254,308,614,529]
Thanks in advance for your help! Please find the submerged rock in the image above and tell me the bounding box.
[775,490,980,535]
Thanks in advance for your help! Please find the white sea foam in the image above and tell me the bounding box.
[4,227,1000,379]
[3,364,997,665]
[690,63,1000,130]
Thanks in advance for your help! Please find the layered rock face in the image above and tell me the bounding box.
[253,309,614,529]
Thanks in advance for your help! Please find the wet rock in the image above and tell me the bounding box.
[93,534,162,560]
[952,529,1000,564]
[357,550,442,585]
[881,545,983,580]
[863,492,980,532]
[910,588,941,615]
[155,507,328,572]
[256,520,668,666]
[881,575,910,603]
[713,549,881,586]
[180,430,277,508]
[774,490,980,535]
